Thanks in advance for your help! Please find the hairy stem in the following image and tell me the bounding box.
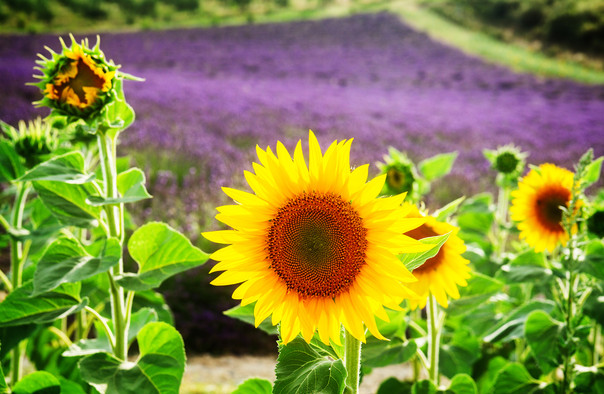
[10,182,30,385]
[427,294,442,386]
[344,329,362,394]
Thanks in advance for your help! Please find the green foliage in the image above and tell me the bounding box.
[273,337,347,394]
[232,378,273,394]
[116,222,209,291]
[0,282,85,327]
[400,232,451,272]
[11,371,61,394]
[79,322,185,393]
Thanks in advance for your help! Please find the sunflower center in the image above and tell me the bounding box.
[56,57,105,104]
[535,187,571,232]
[267,192,367,299]
[406,224,442,273]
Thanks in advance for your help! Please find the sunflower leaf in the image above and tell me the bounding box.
[418,152,457,182]
[0,140,25,182]
[524,310,564,374]
[17,151,94,184]
[11,371,61,394]
[491,363,542,393]
[232,378,272,394]
[33,180,102,228]
[33,236,121,296]
[79,322,185,393]
[274,337,347,394]
[116,222,209,291]
[399,232,450,272]
[86,167,151,206]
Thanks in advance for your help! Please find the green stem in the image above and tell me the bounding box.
[97,131,128,360]
[427,294,442,386]
[561,271,578,394]
[85,306,116,349]
[344,329,362,394]
[495,186,510,257]
[9,182,30,386]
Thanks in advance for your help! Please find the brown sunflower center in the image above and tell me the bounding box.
[406,224,442,273]
[535,187,571,232]
[56,57,105,104]
[267,192,367,299]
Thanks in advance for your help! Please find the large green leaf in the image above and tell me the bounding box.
[440,328,480,378]
[448,374,478,394]
[11,371,60,394]
[116,222,209,291]
[87,167,151,206]
[79,322,186,394]
[418,152,457,181]
[524,310,563,374]
[33,237,121,295]
[223,302,278,335]
[448,272,504,316]
[484,300,556,343]
[491,363,542,394]
[273,337,347,394]
[500,265,553,284]
[18,151,94,184]
[0,325,37,359]
[232,378,273,394]
[0,282,85,327]
[33,180,102,227]
[0,140,25,182]
[400,233,450,272]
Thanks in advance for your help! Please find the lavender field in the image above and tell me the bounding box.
[3,13,604,210]
[2,12,604,355]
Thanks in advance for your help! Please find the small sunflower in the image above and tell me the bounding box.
[403,204,471,309]
[510,163,576,253]
[33,35,119,120]
[203,131,431,345]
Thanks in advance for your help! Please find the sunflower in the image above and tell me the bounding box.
[403,204,471,309]
[203,131,431,345]
[33,35,119,119]
[510,163,576,253]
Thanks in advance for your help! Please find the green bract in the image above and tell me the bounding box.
[1,118,57,168]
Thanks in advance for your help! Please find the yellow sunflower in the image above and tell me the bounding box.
[203,131,432,345]
[403,204,471,309]
[510,163,576,253]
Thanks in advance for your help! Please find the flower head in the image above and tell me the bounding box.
[403,204,471,309]
[33,35,120,120]
[484,144,528,187]
[1,118,57,168]
[510,163,577,252]
[377,147,420,199]
[203,131,430,345]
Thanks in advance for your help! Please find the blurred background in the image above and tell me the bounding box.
[1,0,603,363]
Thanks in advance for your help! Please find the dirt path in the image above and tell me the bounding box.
[182,355,415,393]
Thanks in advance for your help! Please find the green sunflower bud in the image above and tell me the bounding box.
[1,118,58,168]
[32,34,126,122]
[377,147,420,198]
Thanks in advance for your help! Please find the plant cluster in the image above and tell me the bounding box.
[0,35,209,392]
[216,138,604,393]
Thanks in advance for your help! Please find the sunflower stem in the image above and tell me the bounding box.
[9,182,30,386]
[495,185,511,257]
[97,130,128,361]
[427,294,442,386]
[344,329,362,394]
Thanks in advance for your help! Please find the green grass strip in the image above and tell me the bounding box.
[384,1,604,85]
